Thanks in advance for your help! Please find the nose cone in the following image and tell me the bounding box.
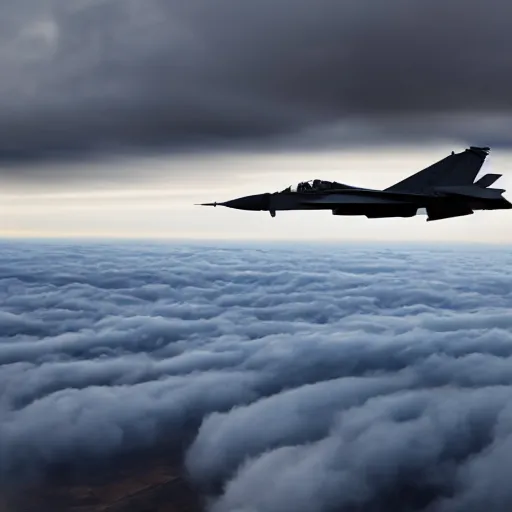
[221,193,270,211]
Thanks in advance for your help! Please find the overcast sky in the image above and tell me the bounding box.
[2,0,512,241]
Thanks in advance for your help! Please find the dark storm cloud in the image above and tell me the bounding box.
[2,241,512,510]
[2,0,512,175]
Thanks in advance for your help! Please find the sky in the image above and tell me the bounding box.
[3,241,512,511]
[2,0,512,242]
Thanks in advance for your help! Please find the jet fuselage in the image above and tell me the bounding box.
[198,147,512,222]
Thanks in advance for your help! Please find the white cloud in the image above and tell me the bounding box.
[1,241,512,510]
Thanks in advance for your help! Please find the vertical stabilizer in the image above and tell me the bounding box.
[385,146,490,193]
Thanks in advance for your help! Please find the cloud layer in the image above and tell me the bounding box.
[2,0,512,169]
[2,240,512,511]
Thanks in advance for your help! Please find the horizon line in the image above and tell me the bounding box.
[0,235,510,249]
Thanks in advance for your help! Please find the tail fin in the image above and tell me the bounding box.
[385,146,490,193]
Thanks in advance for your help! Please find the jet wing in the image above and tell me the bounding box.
[299,193,412,206]
[433,185,505,199]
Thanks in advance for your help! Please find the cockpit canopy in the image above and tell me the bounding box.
[280,179,354,193]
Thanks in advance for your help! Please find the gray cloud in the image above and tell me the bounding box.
[2,0,512,174]
[2,241,512,511]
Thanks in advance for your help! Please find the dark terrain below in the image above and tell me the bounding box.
[2,454,202,512]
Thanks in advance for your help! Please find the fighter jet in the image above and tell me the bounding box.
[198,146,511,221]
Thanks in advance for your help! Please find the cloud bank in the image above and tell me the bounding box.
[2,0,512,170]
[2,241,512,511]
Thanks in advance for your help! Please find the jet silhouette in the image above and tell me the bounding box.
[198,146,511,221]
